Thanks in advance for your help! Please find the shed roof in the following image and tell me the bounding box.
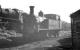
[70,9,80,18]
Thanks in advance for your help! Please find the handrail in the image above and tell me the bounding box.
[0,16,19,21]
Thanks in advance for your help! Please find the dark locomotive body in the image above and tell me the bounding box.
[0,6,37,48]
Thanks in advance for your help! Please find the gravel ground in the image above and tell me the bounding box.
[0,31,71,50]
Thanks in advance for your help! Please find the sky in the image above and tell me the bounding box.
[0,0,80,23]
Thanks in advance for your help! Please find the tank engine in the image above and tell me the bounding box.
[0,6,37,48]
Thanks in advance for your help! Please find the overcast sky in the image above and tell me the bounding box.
[0,0,80,23]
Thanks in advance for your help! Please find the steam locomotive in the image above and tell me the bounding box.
[0,6,37,48]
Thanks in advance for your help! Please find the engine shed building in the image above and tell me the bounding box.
[70,9,80,50]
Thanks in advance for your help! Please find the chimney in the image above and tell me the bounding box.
[29,6,34,15]
[38,10,43,17]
